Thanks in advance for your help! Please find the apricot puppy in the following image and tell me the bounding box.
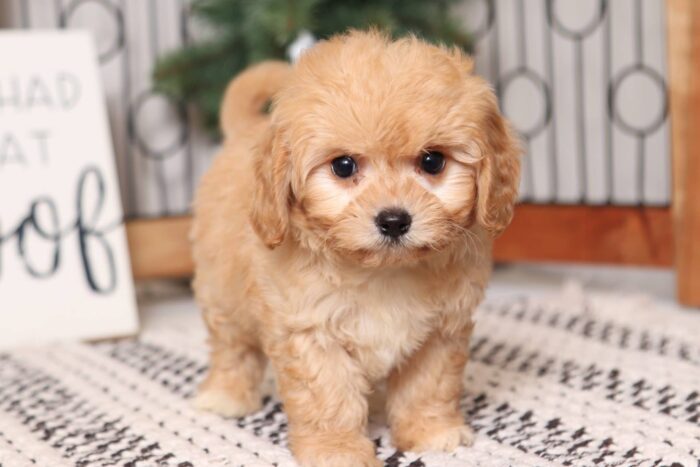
[191,30,520,467]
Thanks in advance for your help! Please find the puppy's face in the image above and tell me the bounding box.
[251,32,520,267]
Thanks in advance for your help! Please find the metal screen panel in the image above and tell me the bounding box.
[1,0,671,218]
[460,0,670,205]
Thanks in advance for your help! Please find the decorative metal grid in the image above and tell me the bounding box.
[460,0,670,205]
[2,0,219,219]
[1,0,671,218]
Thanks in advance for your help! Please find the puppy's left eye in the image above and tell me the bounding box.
[331,155,357,178]
[420,151,446,175]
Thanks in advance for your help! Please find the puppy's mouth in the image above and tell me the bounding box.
[381,236,407,248]
[334,236,441,268]
[378,236,432,252]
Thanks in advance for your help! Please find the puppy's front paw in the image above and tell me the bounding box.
[193,386,261,418]
[392,422,474,453]
[415,424,474,452]
[293,435,381,467]
[297,450,382,467]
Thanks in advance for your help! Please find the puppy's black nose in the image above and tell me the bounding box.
[375,208,412,238]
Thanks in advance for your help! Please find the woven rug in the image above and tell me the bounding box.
[1,285,699,467]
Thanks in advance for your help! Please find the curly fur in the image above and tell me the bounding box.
[191,30,520,467]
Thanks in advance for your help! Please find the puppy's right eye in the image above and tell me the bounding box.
[331,155,357,178]
[420,151,446,175]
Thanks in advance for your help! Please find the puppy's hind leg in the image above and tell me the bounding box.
[194,311,267,418]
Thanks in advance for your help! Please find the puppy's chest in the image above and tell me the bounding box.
[330,280,458,380]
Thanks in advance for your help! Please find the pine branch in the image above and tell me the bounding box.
[154,0,473,136]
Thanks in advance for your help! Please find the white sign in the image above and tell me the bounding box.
[0,31,138,348]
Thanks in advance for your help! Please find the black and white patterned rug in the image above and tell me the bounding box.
[2,286,700,467]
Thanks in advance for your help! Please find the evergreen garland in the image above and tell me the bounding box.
[154,0,472,137]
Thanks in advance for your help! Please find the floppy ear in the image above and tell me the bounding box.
[249,125,291,248]
[475,104,521,237]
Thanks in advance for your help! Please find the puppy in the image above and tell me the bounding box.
[191,30,520,467]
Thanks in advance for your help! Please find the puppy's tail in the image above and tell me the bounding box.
[219,60,292,139]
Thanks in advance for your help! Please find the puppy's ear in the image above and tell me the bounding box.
[475,102,521,237]
[250,125,291,248]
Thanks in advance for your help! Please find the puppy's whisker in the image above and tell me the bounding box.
[447,223,487,267]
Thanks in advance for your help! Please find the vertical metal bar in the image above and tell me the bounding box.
[148,0,160,65]
[180,0,195,211]
[492,0,502,100]
[658,0,671,206]
[518,1,535,200]
[575,39,588,202]
[121,0,135,218]
[523,139,534,201]
[603,0,613,203]
[20,0,30,28]
[517,0,527,66]
[635,0,645,204]
[635,0,645,64]
[54,0,62,27]
[637,136,646,203]
[544,0,558,202]
[148,0,171,216]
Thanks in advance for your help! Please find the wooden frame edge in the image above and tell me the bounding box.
[126,216,194,280]
[493,205,672,266]
[126,206,673,280]
[668,0,700,305]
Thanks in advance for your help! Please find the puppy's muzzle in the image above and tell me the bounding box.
[375,208,412,239]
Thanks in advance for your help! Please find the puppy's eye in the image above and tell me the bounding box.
[420,151,446,175]
[331,155,357,178]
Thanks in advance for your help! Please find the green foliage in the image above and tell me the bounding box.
[154,0,472,137]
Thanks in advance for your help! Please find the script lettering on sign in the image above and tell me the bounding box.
[0,31,138,348]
